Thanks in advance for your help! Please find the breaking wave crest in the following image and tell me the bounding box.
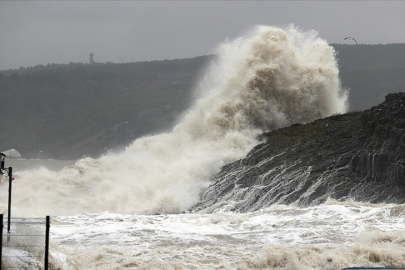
[1,25,348,216]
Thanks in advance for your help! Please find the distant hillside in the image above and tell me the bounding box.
[0,44,404,159]
[333,43,405,110]
[0,56,213,159]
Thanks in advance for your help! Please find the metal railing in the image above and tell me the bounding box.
[0,215,50,270]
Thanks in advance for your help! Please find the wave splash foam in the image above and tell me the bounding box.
[1,25,347,216]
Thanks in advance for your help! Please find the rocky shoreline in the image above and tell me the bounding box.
[192,93,405,213]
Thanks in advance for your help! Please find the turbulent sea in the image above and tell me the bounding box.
[2,26,405,269]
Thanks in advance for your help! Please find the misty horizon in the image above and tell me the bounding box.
[3,41,405,72]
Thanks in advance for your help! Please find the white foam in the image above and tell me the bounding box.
[49,202,405,269]
[0,25,347,217]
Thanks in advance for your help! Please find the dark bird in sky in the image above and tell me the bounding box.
[344,36,358,45]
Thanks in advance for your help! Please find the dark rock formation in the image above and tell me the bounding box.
[192,93,405,213]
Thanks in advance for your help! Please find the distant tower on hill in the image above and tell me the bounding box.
[89,53,95,65]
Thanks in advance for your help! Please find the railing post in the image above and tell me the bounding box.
[0,213,3,270]
[7,167,12,233]
[44,216,50,270]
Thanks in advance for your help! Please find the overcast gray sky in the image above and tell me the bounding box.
[1,1,404,70]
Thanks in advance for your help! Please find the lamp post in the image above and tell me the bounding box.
[1,153,12,233]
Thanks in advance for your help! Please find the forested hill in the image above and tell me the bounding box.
[0,44,404,159]
[0,56,214,159]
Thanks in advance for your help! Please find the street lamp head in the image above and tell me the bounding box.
[0,153,5,170]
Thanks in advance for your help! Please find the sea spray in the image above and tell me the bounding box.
[0,25,348,216]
